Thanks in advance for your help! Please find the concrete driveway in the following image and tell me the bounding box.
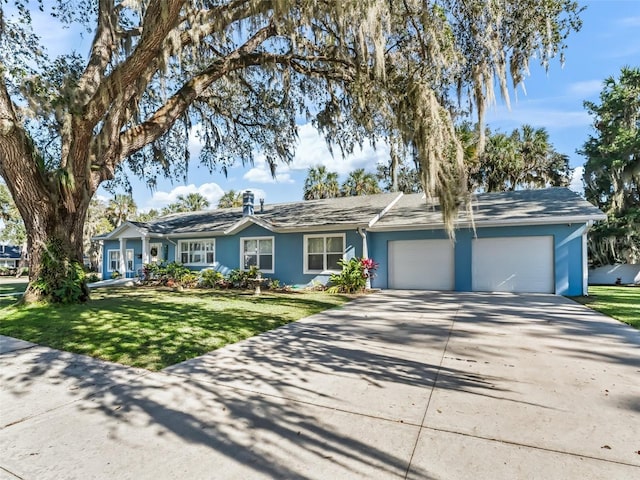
[1,291,639,479]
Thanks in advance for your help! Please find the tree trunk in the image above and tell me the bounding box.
[21,198,91,303]
[1,83,94,303]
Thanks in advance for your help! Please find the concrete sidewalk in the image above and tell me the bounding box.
[1,292,639,479]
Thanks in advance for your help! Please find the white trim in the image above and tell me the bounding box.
[225,216,275,235]
[104,221,148,240]
[240,236,275,273]
[149,242,163,263]
[177,239,216,266]
[107,249,134,272]
[142,237,150,265]
[303,233,346,274]
[582,221,593,296]
[368,192,404,228]
[368,215,607,232]
[119,239,127,274]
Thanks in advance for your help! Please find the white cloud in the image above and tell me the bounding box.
[243,166,294,184]
[289,124,389,175]
[569,166,585,196]
[241,124,390,188]
[567,80,603,98]
[144,182,224,211]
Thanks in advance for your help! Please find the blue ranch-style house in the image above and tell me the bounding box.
[98,188,605,296]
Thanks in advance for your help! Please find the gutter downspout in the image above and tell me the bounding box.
[357,227,371,289]
[583,220,594,296]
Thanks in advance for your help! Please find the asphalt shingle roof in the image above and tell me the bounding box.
[104,187,605,239]
[136,193,400,235]
[0,245,21,259]
[371,187,606,229]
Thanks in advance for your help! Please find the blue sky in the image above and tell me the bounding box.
[10,1,640,212]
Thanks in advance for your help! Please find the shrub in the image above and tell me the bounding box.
[199,269,224,288]
[328,257,378,294]
[111,270,121,279]
[31,239,88,303]
[226,266,261,288]
[164,262,191,283]
[86,273,101,283]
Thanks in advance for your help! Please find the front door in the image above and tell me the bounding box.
[150,242,164,263]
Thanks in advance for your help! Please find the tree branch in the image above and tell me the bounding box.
[117,23,278,163]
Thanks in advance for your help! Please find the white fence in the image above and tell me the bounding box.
[588,264,640,285]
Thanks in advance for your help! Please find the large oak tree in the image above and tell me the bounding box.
[581,66,640,266]
[0,0,581,302]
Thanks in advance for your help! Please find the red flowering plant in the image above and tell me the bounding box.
[360,257,379,279]
[329,256,378,293]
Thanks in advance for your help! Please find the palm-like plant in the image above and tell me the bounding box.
[177,193,210,211]
[474,133,521,192]
[513,125,550,188]
[341,169,381,196]
[106,194,137,227]
[303,166,340,200]
[218,190,243,208]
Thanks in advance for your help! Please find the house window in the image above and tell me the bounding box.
[241,237,274,272]
[304,234,345,273]
[108,249,134,272]
[179,240,215,265]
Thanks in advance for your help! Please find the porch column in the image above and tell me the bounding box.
[142,236,150,265]
[119,238,127,275]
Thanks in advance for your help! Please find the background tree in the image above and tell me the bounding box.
[105,194,138,228]
[0,0,581,302]
[468,125,572,192]
[162,193,210,214]
[0,182,26,245]
[341,169,381,196]
[303,166,340,200]
[581,67,640,266]
[134,209,161,222]
[218,190,243,209]
[83,197,113,271]
[376,159,423,194]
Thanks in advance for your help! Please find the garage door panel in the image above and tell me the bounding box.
[388,239,454,290]
[472,236,554,293]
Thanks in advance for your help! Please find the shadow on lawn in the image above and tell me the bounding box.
[0,288,348,370]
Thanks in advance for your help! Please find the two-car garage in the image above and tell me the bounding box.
[387,236,555,294]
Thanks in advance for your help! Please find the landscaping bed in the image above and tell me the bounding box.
[0,286,349,370]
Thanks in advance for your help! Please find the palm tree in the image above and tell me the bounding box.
[475,133,521,192]
[303,166,340,200]
[135,209,161,222]
[513,125,550,188]
[218,190,243,208]
[341,168,381,196]
[176,193,210,211]
[106,194,137,228]
[162,193,210,214]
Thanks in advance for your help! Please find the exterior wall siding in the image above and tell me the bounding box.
[102,225,363,287]
[369,223,587,296]
[101,222,587,295]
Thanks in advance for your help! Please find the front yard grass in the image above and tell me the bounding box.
[0,280,27,308]
[572,286,639,329]
[0,287,349,370]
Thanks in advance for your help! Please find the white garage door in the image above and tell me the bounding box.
[388,239,454,290]
[472,236,554,293]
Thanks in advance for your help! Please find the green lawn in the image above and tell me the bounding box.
[0,287,349,370]
[0,281,27,308]
[572,286,639,329]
